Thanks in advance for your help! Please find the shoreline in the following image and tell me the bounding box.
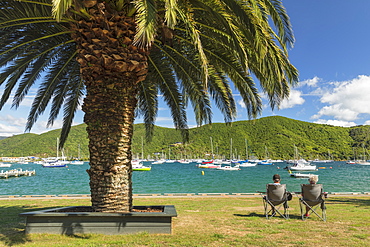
[1,191,369,200]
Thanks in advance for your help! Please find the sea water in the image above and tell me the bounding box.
[0,161,369,196]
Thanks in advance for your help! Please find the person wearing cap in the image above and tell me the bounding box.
[270,174,281,185]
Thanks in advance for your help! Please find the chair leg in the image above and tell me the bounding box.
[322,208,326,221]
[263,198,289,219]
[299,199,306,220]
[300,200,326,221]
[271,204,287,219]
[284,206,289,219]
[263,198,270,219]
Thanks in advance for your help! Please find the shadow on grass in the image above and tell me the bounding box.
[326,197,370,207]
[0,205,34,246]
[233,212,303,220]
[0,205,92,246]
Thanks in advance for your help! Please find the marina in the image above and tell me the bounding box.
[0,161,369,196]
[0,168,36,179]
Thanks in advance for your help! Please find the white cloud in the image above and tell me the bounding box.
[0,123,23,136]
[364,120,370,126]
[34,119,64,133]
[155,117,173,122]
[238,99,246,109]
[312,105,359,121]
[0,115,27,126]
[16,95,35,107]
[279,89,305,109]
[299,76,321,87]
[313,75,370,121]
[314,119,357,127]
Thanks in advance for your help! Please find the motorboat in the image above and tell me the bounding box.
[355,160,370,165]
[151,159,165,164]
[198,160,222,168]
[198,164,221,169]
[216,165,241,171]
[257,160,273,165]
[201,160,214,164]
[132,164,151,171]
[289,159,317,171]
[70,160,84,165]
[132,160,151,171]
[0,162,12,168]
[42,161,67,168]
[290,173,317,178]
[238,162,257,167]
[178,159,191,164]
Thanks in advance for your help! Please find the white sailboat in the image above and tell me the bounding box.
[70,144,84,165]
[289,145,316,171]
[41,138,69,166]
[356,144,370,165]
[289,159,317,171]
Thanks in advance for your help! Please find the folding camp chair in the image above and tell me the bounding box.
[299,184,326,221]
[262,184,289,219]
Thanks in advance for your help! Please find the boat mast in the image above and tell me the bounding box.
[210,137,214,159]
[294,144,297,161]
[56,138,59,158]
[245,139,248,160]
[230,138,233,160]
[141,136,144,160]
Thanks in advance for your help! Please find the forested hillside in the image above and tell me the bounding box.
[1,116,369,160]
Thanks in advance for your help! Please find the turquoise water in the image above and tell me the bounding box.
[0,161,369,195]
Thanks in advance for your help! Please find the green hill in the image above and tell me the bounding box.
[0,116,369,160]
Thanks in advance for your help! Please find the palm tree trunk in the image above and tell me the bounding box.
[84,81,137,212]
[71,9,148,212]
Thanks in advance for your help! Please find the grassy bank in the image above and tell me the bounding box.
[0,196,369,246]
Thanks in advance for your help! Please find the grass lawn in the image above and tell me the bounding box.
[0,195,369,246]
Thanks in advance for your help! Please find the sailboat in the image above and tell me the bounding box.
[70,144,84,165]
[289,145,316,171]
[41,138,68,167]
[257,146,273,165]
[238,139,257,167]
[355,144,370,165]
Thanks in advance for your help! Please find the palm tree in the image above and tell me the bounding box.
[0,0,298,212]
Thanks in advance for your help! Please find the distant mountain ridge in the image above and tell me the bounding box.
[0,116,369,160]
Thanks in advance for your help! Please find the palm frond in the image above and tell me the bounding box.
[164,0,178,28]
[133,0,158,48]
[259,0,295,48]
[136,72,158,142]
[0,0,79,148]
[147,45,189,141]
[59,77,85,148]
[52,0,73,21]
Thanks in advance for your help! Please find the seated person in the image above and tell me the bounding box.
[270,174,281,185]
[303,175,319,217]
[267,174,283,215]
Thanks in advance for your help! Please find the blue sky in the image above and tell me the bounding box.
[2,0,370,136]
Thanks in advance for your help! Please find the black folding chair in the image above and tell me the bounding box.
[299,184,326,221]
[262,184,289,219]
